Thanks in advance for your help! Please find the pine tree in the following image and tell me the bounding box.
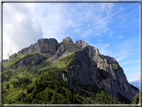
[132,92,139,104]
[6,83,10,91]
[73,94,76,103]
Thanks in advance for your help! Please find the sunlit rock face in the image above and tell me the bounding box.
[75,40,88,48]
[53,36,81,59]
[8,36,138,103]
[56,37,138,103]
[18,38,59,54]
[12,53,47,69]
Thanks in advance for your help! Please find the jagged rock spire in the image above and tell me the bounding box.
[62,36,74,44]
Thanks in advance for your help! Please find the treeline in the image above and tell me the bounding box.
[3,72,122,104]
[3,73,85,104]
[76,85,121,104]
[2,69,15,81]
[2,52,123,104]
[12,77,32,89]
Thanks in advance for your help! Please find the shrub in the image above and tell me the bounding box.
[112,63,118,70]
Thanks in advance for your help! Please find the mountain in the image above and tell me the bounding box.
[2,36,139,104]
[130,80,140,90]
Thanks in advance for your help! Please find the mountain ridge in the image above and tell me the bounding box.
[2,36,139,104]
[130,80,140,90]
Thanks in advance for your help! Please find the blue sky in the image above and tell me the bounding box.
[3,3,140,82]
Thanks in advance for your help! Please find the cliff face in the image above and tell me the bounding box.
[75,40,88,48]
[62,45,137,103]
[7,36,138,103]
[12,53,47,69]
[53,37,80,59]
[54,37,138,103]
[18,38,59,54]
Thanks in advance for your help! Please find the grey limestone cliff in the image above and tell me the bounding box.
[7,36,138,103]
[18,38,59,54]
[75,40,88,48]
[12,53,47,69]
[2,59,8,63]
[53,36,81,59]
[56,37,138,103]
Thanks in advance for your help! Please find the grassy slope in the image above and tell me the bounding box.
[2,52,121,104]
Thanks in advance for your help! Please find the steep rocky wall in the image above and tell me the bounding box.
[75,40,88,48]
[6,36,138,104]
[18,38,59,54]
[59,45,138,103]
[12,53,47,69]
[53,37,81,60]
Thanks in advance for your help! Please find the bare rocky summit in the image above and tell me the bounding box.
[75,40,88,48]
[18,38,59,54]
[7,36,138,103]
[53,36,80,59]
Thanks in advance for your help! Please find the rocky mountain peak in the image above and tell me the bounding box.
[36,38,59,53]
[18,38,59,54]
[37,38,57,44]
[62,36,74,44]
[5,36,139,104]
[75,40,88,48]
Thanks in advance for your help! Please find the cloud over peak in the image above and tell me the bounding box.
[3,3,43,59]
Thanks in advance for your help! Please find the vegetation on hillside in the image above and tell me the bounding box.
[112,63,118,70]
[132,92,140,104]
[2,52,122,104]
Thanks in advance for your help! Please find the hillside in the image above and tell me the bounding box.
[2,37,139,104]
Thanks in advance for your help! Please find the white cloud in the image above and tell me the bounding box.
[3,3,43,59]
[99,44,111,55]
[101,3,114,19]
[3,3,117,58]
[117,35,124,39]
[61,3,115,38]
[103,44,110,48]
[112,36,139,62]
[128,73,140,80]
[108,31,113,38]
[68,18,72,23]
[2,3,117,59]
[74,28,81,33]
[116,56,127,61]
[109,3,139,29]
[34,3,66,39]
[81,29,92,38]
[91,43,111,56]
[121,59,139,65]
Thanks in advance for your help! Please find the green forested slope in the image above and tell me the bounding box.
[2,53,121,104]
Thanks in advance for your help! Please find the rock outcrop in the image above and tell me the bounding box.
[2,59,8,63]
[75,40,88,48]
[18,38,59,54]
[12,53,47,69]
[9,53,17,60]
[53,36,81,59]
[55,38,138,103]
[6,36,138,103]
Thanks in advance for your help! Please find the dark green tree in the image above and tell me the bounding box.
[132,93,139,104]
[6,83,10,90]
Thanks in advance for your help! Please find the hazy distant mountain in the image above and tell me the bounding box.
[130,80,140,90]
[2,36,139,104]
